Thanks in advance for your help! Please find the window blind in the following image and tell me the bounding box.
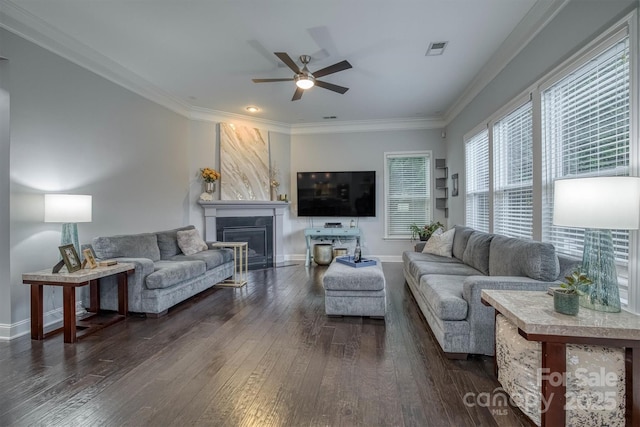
[385,152,431,238]
[493,101,533,239]
[541,36,630,297]
[465,130,490,232]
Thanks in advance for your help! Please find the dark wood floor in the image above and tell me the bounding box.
[0,262,534,426]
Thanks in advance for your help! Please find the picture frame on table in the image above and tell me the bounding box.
[59,244,82,273]
[82,248,98,269]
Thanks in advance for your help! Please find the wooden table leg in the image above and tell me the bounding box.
[30,284,44,340]
[89,279,99,312]
[541,341,566,427]
[626,347,639,426]
[62,287,77,343]
[117,272,128,315]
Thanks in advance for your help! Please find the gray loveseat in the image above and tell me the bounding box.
[403,225,579,358]
[87,225,235,316]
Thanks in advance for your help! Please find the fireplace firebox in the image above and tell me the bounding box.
[216,216,273,270]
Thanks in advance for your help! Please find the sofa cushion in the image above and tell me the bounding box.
[422,228,455,257]
[419,274,469,320]
[489,235,559,281]
[408,260,483,278]
[323,259,385,292]
[93,233,161,262]
[403,251,462,265]
[462,232,493,275]
[156,225,195,259]
[177,229,208,255]
[170,248,233,270]
[145,260,206,290]
[452,225,475,260]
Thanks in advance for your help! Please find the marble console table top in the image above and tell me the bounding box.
[23,263,135,284]
[482,290,640,341]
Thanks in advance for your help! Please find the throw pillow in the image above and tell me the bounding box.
[177,229,208,256]
[422,228,455,257]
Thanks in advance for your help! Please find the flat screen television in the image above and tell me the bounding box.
[297,171,376,217]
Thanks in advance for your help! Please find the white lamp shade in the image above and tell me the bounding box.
[44,194,92,223]
[553,177,640,229]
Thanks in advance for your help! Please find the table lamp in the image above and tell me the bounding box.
[553,177,640,312]
[44,193,92,256]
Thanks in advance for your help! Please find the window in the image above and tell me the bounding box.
[542,34,630,300]
[384,152,431,238]
[493,101,533,239]
[461,18,636,308]
[465,130,490,232]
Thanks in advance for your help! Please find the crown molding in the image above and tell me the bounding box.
[289,117,444,135]
[443,0,569,125]
[189,107,293,134]
[0,0,191,117]
[189,106,443,135]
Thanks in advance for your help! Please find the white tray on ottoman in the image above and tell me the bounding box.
[322,257,386,318]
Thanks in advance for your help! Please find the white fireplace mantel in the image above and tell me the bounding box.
[198,200,289,266]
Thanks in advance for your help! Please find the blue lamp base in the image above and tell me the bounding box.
[61,223,80,256]
[580,228,621,313]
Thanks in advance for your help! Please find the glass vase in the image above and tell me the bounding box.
[580,228,621,312]
[204,182,216,193]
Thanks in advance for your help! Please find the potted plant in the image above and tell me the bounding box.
[409,221,444,241]
[554,270,592,315]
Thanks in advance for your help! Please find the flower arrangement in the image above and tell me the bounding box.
[200,167,220,183]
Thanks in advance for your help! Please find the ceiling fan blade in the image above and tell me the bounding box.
[312,60,352,78]
[252,78,294,83]
[292,87,304,101]
[274,52,301,74]
[315,80,349,94]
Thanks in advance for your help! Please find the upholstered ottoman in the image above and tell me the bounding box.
[322,258,386,317]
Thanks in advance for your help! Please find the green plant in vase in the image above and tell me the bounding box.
[554,270,592,315]
[409,221,444,241]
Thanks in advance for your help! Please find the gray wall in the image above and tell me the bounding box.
[289,129,446,260]
[2,28,192,336]
[445,0,638,227]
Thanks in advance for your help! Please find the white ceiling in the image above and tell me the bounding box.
[1,0,565,128]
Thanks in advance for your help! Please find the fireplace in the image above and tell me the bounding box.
[199,200,288,268]
[216,216,273,269]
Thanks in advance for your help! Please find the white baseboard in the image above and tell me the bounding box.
[0,302,85,341]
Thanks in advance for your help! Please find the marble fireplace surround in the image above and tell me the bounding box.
[199,200,288,266]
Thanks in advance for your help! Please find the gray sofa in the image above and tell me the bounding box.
[403,225,579,358]
[87,225,235,316]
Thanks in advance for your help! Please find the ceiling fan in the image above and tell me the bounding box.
[252,52,352,101]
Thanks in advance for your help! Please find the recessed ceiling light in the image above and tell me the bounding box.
[246,106,260,113]
[426,41,448,56]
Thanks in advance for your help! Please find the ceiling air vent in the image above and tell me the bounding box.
[425,41,448,56]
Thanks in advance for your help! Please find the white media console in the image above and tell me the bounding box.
[304,227,361,266]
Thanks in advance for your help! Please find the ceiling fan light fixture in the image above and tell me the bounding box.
[295,74,315,89]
